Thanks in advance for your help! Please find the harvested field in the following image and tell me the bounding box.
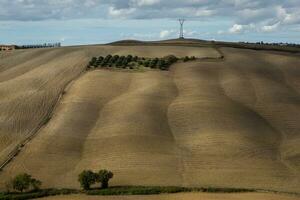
[38,193,300,200]
[0,42,299,193]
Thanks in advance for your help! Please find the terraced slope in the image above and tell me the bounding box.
[0,44,299,193]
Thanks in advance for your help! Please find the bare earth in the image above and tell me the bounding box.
[39,193,300,200]
[0,43,299,193]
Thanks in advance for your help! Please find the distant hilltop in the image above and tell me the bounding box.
[0,43,61,51]
[0,44,17,51]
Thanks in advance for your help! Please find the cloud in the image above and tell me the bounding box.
[108,6,136,18]
[229,24,244,34]
[224,23,257,34]
[159,30,175,38]
[261,22,280,32]
[0,0,299,37]
[131,0,161,7]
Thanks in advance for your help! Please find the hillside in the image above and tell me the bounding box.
[0,41,299,193]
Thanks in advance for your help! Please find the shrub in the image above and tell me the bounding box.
[183,56,189,62]
[86,186,189,196]
[165,55,178,63]
[78,170,97,190]
[30,179,42,191]
[96,170,113,189]
[133,56,138,62]
[0,188,79,200]
[157,59,167,70]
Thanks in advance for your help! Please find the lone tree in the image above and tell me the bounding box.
[12,173,42,192]
[78,170,97,190]
[96,170,114,189]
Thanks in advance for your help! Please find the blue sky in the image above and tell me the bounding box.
[0,0,299,46]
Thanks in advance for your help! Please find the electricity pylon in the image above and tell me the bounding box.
[179,19,185,39]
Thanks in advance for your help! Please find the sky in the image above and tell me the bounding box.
[0,0,299,46]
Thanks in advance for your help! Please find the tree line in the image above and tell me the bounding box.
[4,169,113,193]
[16,43,61,49]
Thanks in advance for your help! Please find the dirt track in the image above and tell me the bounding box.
[0,43,299,193]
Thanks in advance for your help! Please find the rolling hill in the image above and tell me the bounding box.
[0,41,299,193]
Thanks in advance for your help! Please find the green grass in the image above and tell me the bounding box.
[0,189,79,200]
[86,186,256,196]
[200,187,255,193]
[86,186,191,196]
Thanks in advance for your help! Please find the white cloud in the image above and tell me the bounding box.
[195,8,215,17]
[108,7,136,18]
[131,0,160,7]
[261,22,280,32]
[184,30,198,37]
[276,6,300,25]
[229,24,244,34]
[0,0,300,37]
[159,30,175,38]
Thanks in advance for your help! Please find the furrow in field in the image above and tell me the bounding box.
[0,49,88,167]
[168,52,298,192]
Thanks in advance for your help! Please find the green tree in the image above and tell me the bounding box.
[116,56,125,67]
[96,170,113,189]
[12,173,41,192]
[121,56,132,67]
[126,55,133,63]
[111,55,120,64]
[96,56,104,66]
[78,170,97,190]
[91,57,97,63]
[144,60,150,67]
[101,55,112,67]
[88,57,98,68]
[149,58,159,68]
